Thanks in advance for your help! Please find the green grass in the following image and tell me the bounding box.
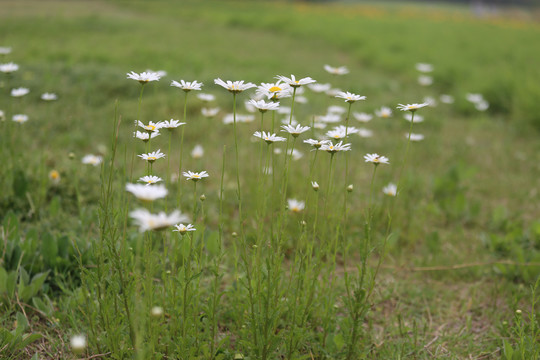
[0,0,539,359]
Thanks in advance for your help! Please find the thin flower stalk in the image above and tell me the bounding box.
[177,92,188,206]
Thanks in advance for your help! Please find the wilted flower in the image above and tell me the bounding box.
[11,87,29,97]
[324,64,350,75]
[364,153,389,165]
[335,91,366,103]
[12,114,28,124]
[254,131,286,144]
[171,79,203,92]
[82,154,103,166]
[382,183,397,196]
[126,183,168,201]
[138,175,163,185]
[138,149,166,163]
[287,199,305,213]
[275,74,316,88]
[397,103,429,112]
[173,223,196,235]
[130,209,189,232]
[214,78,256,93]
[183,170,209,182]
[127,71,161,84]
[41,92,58,101]
[191,144,204,158]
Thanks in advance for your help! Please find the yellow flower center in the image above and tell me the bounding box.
[147,125,156,131]
[50,170,59,179]
[148,156,157,161]
[269,86,282,92]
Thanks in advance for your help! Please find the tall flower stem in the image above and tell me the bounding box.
[342,102,353,220]
[130,84,145,181]
[177,92,188,206]
[396,111,416,195]
[232,93,244,231]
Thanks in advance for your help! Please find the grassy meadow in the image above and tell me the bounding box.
[1,0,539,359]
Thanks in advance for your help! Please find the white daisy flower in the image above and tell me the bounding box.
[151,306,164,317]
[335,91,366,103]
[0,47,12,55]
[327,125,359,140]
[382,183,397,196]
[201,107,220,118]
[375,106,392,118]
[303,138,331,149]
[0,62,18,73]
[440,94,455,104]
[11,87,29,97]
[214,78,256,93]
[127,71,161,84]
[12,114,28,124]
[173,223,196,235]
[320,141,351,153]
[396,103,429,112]
[324,64,350,75]
[364,153,390,165]
[275,74,316,88]
[415,63,434,73]
[317,114,341,123]
[408,133,425,141]
[311,181,319,191]
[308,83,331,93]
[183,170,209,181]
[287,199,305,213]
[404,113,424,123]
[126,183,168,201]
[41,93,58,101]
[353,112,373,123]
[254,131,286,144]
[137,120,163,133]
[138,175,163,185]
[134,130,161,142]
[281,124,310,137]
[191,144,204,159]
[475,100,489,111]
[130,209,189,232]
[256,80,292,100]
[197,93,216,102]
[49,170,61,185]
[171,79,203,92]
[248,99,280,113]
[417,75,433,86]
[138,149,166,163]
[82,154,103,166]
[466,93,485,103]
[160,119,185,130]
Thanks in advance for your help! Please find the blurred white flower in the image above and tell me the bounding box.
[201,107,220,118]
[317,114,341,123]
[197,93,216,102]
[130,209,189,232]
[275,74,316,88]
[404,113,424,123]
[335,91,366,103]
[11,87,29,97]
[0,47,12,55]
[408,133,425,141]
[134,130,161,142]
[41,92,58,101]
[382,183,397,196]
[287,199,305,213]
[138,175,163,185]
[160,119,185,130]
[357,128,373,138]
[151,306,164,317]
[475,100,489,111]
[248,99,280,113]
[12,114,28,124]
[397,103,429,112]
[324,64,349,75]
[417,75,433,86]
[49,170,61,185]
[308,83,331,93]
[126,183,168,201]
[70,334,87,353]
[375,106,392,118]
[311,181,319,191]
[440,94,455,104]
[415,63,434,73]
[173,223,196,235]
[191,144,204,158]
[353,112,373,123]
[82,154,103,166]
[0,62,18,73]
